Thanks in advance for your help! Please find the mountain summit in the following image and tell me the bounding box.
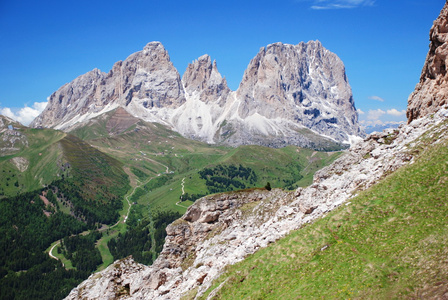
[31,41,362,149]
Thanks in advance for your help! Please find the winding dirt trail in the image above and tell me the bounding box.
[48,159,173,261]
[49,241,60,260]
[123,184,139,223]
[181,177,185,194]
[175,178,189,209]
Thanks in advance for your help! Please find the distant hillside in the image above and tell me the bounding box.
[1,116,67,197]
[68,108,342,214]
[0,116,131,299]
[0,116,130,224]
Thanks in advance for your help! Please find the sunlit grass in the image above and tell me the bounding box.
[200,137,448,299]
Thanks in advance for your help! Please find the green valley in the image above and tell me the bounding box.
[0,110,342,299]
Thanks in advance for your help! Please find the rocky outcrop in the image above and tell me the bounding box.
[407,2,448,123]
[0,115,28,156]
[10,156,29,172]
[32,41,362,149]
[65,106,448,300]
[116,42,186,113]
[30,68,107,129]
[170,55,231,142]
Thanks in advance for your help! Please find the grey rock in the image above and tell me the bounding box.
[182,54,230,104]
[32,41,363,149]
[31,42,185,130]
[0,115,28,156]
[235,41,361,142]
[407,2,448,122]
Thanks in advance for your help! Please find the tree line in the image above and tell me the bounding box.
[0,190,90,300]
[198,164,258,194]
[108,208,181,265]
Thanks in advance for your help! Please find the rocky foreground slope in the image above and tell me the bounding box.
[65,106,448,300]
[31,41,362,149]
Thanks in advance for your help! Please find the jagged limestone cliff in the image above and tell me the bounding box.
[31,41,362,149]
[407,1,448,122]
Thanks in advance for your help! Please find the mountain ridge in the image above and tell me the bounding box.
[31,40,362,149]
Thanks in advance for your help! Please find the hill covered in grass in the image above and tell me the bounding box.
[0,118,131,299]
[69,108,341,214]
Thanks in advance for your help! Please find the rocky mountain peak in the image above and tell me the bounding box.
[407,1,448,122]
[31,42,186,130]
[32,40,362,148]
[117,41,185,110]
[182,54,230,103]
[235,40,360,142]
[143,41,165,51]
[30,68,107,129]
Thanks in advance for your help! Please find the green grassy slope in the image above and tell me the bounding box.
[200,136,448,299]
[71,109,341,215]
[65,109,342,270]
[0,126,67,197]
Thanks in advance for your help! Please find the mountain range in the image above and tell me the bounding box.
[1,2,448,299]
[31,40,362,150]
[62,1,448,299]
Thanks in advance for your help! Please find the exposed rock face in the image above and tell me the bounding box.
[0,115,28,156]
[32,41,362,148]
[30,68,107,129]
[117,42,186,114]
[31,42,185,130]
[173,41,361,148]
[407,2,448,123]
[10,156,29,172]
[65,106,448,300]
[170,55,231,142]
[235,41,360,142]
[182,55,230,104]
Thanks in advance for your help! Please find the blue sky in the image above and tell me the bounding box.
[0,0,444,126]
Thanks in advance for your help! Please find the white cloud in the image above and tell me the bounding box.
[367,109,386,120]
[359,107,407,127]
[304,0,375,9]
[368,95,385,102]
[0,102,48,126]
[387,108,406,117]
[357,108,365,115]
